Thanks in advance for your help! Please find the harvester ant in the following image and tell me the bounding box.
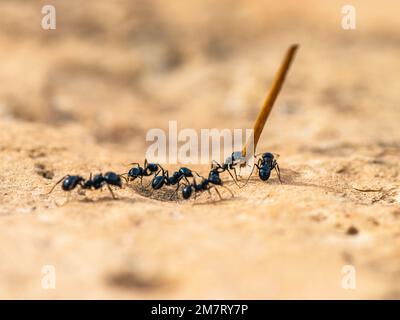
[47,171,122,199]
[121,159,161,186]
[180,175,234,201]
[151,167,199,191]
[244,152,282,185]
[209,152,245,187]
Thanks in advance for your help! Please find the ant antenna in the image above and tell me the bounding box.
[46,175,69,195]
[119,174,128,183]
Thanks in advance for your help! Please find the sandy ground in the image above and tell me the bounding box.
[1,0,400,299]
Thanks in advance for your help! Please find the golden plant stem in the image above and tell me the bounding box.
[242,44,299,157]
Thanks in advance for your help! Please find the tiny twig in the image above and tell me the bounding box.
[352,187,383,192]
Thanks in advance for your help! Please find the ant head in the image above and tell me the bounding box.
[147,163,158,172]
[171,171,180,178]
[262,152,274,160]
[129,167,142,177]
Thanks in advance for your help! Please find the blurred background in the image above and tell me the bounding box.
[1,0,399,154]
[0,0,400,299]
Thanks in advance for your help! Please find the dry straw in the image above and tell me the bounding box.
[242,44,299,158]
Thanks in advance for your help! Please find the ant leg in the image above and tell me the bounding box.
[242,164,259,188]
[154,167,167,179]
[192,170,203,179]
[139,175,144,187]
[220,185,234,198]
[119,173,131,186]
[151,168,166,184]
[156,164,166,173]
[274,162,282,184]
[119,175,128,183]
[144,176,154,189]
[206,188,213,200]
[169,182,181,200]
[106,184,117,200]
[143,159,151,176]
[211,160,224,172]
[47,175,69,195]
[183,176,191,185]
[211,187,223,200]
[153,169,161,178]
[232,166,241,181]
[224,168,240,187]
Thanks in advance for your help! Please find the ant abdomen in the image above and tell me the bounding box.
[62,176,83,191]
[179,167,193,177]
[104,172,122,187]
[259,167,271,181]
[182,185,193,199]
[152,175,165,190]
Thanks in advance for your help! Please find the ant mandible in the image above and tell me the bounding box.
[47,171,122,199]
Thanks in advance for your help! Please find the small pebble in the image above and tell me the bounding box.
[346,225,359,236]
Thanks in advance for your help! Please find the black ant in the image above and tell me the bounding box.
[150,166,215,201]
[47,172,122,199]
[244,152,282,185]
[181,175,234,200]
[210,152,245,187]
[121,159,161,186]
[151,167,199,192]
